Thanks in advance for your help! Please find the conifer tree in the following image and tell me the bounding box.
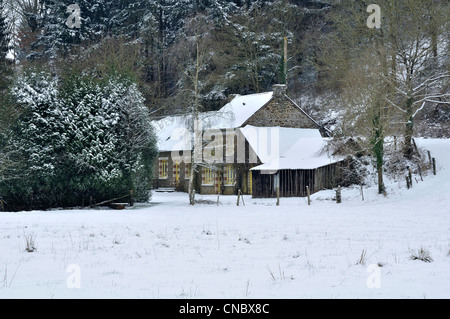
[0,0,12,92]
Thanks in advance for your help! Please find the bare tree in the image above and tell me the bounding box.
[170,14,214,205]
[380,0,449,158]
[316,0,449,193]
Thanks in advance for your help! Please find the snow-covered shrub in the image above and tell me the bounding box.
[0,70,157,211]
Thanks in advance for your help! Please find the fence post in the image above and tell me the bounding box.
[306,186,311,205]
[407,166,413,188]
[276,186,280,206]
[412,138,420,157]
[237,189,241,206]
[336,186,341,204]
[129,190,134,207]
[417,164,423,181]
[427,150,432,170]
[432,158,436,175]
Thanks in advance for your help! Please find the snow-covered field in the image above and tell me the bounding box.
[0,138,449,299]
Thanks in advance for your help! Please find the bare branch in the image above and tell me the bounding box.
[413,73,450,92]
[412,101,427,119]
[425,99,450,104]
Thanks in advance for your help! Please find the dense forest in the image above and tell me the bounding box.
[0,0,449,210]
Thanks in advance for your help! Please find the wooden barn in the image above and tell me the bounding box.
[251,164,347,198]
[245,127,348,198]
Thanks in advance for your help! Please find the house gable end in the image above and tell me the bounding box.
[241,95,320,130]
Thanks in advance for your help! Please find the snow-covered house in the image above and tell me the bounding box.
[152,84,345,197]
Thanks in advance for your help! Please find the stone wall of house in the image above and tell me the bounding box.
[243,95,319,129]
[153,151,191,191]
[243,84,319,130]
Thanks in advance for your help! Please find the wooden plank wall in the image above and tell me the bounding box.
[252,161,344,198]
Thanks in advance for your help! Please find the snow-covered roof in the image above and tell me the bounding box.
[246,127,345,172]
[151,91,333,163]
[152,116,192,152]
[240,126,323,164]
[210,92,273,129]
[152,92,274,151]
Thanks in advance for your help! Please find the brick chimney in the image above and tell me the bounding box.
[272,84,287,98]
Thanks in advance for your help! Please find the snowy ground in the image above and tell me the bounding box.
[0,138,449,299]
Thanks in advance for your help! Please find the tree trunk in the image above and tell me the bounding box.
[377,166,384,194]
[403,97,414,159]
[188,164,196,205]
[372,112,385,195]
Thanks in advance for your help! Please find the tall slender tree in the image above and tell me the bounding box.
[0,0,15,186]
[0,0,12,91]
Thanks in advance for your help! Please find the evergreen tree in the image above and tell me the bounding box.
[0,0,17,192]
[29,0,115,60]
[1,70,157,211]
[0,0,12,92]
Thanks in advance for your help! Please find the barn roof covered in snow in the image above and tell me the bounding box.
[245,126,345,171]
[239,126,323,164]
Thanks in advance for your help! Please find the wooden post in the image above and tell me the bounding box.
[306,186,311,205]
[417,164,423,181]
[241,192,245,206]
[432,158,436,175]
[406,176,410,189]
[427,150,432,170]
[412,138,420,157]
[0,199,4,212]
[336,186,341,204]
[237,189,241,206]
[217,192,220,206]
[129,190,134,207]
[360,184,364,201]
[276,186,280,206]
[407,166,413,188]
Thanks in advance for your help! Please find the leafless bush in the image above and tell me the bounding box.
[384,145,430,181]
[356,249,367,265]
[410,247,433,263]
[24,234,36,253]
